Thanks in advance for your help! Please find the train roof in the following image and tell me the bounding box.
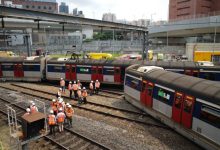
[126,65,220,106]
[47,58,133,67]
[0,57,25,63]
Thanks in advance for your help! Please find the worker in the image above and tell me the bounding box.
[48,110,56,135]
[56,88,62,98]
[51,99,58,116]
[23,108,31,116]
[60,78,65,93]
[68,81,73,98]
[95,80,100,94]
[77,80,82,89]
[72,81,78,99]
[30,102,38,113]
[82,87,88,104]
[89,81,94,95]
[77,87,82,104]
[65,104,74,128]
[56,108,66,132]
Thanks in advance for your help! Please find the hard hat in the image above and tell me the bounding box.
[50,110,54,114]
[66,103,70,106]
[69,81,72,84]
[91,81,93,83]
[74,81,76,84]
[60,98,63,102]
[96,80,98,82]
[32,102,35,106]
[59,108,62,112]
[83,87,86,90]
[78,87,81,90]
[52,99,56,102]
[67,105,71,108]
[29,100,33,104]
[77,80,80,82]
[60,78,63,80]
[26,108,30,112]
[59,88,62,91]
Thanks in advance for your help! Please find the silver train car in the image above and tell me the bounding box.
[124,64,220,150]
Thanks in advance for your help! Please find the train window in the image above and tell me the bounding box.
[98,68,103,74]
[66,66,70,72]
[204,72,215,81]
[147,86,153,96]
[115,68,120,74]
[183,96,193,113]
[72,67,75,72]
[125,76,141,91]
[157,88,171,103]
[201,105,220,128]
[104,69,114,75]
[174,94,182,109]
[142,83,146,92]
[2,65,13,71]
[91,68,97,74]
[54,66,63,72]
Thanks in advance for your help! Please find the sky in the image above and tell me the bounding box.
[56,0,169,21]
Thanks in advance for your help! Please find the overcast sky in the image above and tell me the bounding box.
[56,0,169,21]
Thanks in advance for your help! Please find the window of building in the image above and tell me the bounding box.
[26,5,29,9]
[32,5,35,9]
[38,6,41,9]
[44,6,47,10]
[49,6,52,10]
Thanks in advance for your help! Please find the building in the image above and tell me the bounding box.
[59,2,69,14]
[169,0,220,21]
[73,8,77,16]
[102,13,116,22]
[1,0,58,13]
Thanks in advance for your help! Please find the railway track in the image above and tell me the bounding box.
[0,83,170,129]
[0,92,111,150]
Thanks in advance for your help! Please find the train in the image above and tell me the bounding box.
[124,65,220,150]
[0,56,220,83]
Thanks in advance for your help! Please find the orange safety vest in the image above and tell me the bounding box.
[89,83,94,89]
[95,82,100,88]
[60,80,65,86]
[82,91,88,97]
[48,115,56,125]
[65,108,74,118]
[73,84,78,91]
[57,112,65,123]
[77,90,82,97]
[68,84,72,90]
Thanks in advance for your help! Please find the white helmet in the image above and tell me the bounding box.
[60,98,63,102]
[69,81,72,84]
[96,80,98,82]
[50,110,54,114]
[26,108,30,112]
[74,81,76,84]
[77,80,80,82]
[59,88,62,91]
[29,100,33,104]
[66,103,70,106]
[78,87,81,90]
[67,105,71,108]
[32,102,35,106]
[91,81,93,83]
[52,99,56,102]
[83,87,86,90]
[59,108,62,112]
[60,78,63,80]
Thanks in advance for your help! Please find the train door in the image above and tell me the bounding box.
[114,67,121,83]
[14,63,24,77]
[172,92,184,123]
[91,66,98,81]
[141,81,154,107]
[97,66,103,82]
[65,64,76,81]
[65,64,71,80]
[181,95,195,128]
[0,64,2,77]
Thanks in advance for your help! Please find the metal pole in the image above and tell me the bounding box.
[213,26,217,62]
[113,29,115,54]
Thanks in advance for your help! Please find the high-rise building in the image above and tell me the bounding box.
[169,0,220,21]
[73,8,78,16]
[59,2,69,14]
[102,13,116,22]
[1,0,58,13]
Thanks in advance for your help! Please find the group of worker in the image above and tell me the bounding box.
[49,97,74,135]
[58,78,101,104]
[89,80,100,96]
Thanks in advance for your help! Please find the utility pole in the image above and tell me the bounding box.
[142,31,149,61]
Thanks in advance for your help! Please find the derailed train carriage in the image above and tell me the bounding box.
[124,64,220,150]
[0,56,46,81]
